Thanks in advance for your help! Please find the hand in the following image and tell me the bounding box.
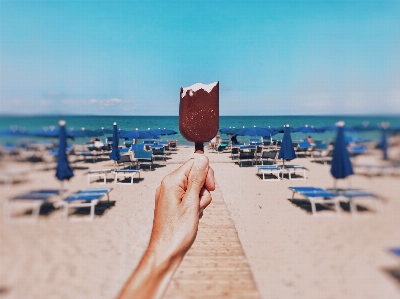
[149,154,215,260]
[118,155,215,299]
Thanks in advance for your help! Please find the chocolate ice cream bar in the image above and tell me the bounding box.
[179,81,219,153]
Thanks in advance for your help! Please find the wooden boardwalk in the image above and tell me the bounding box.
[164,185,261,299]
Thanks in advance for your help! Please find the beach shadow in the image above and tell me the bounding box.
[114,177,144,184]
[288,198,336,214]
[311,160,332,165]
[139,164,166,171]
[339,202,370,213]
[72,165,90,170]
[281,173,306,180]
[20,202,58,217]
[382,267,400,288]
[255,173,280,181]
[235,162,255,167]
[70,200,116,217]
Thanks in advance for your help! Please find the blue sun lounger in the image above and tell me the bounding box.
[5,189,63,222]
[288,186,342,216]
[113,168,141,184]
[56,188,113,221]
[329,188,382,215]
[390,248,400,257]
[256,165,282,181]
[281,165,308,180]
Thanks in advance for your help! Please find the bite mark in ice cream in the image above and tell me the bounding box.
[179,82,219,152]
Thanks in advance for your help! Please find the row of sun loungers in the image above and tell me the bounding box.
[289,186,381,216]
[257,165,308,181]
[4,188,113,222]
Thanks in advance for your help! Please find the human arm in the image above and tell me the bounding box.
[118,155,215,299]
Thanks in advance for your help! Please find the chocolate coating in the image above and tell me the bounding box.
[179,82,219,143]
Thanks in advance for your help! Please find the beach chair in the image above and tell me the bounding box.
[256,165,282,181]
[4,189,63,222]
[260,150,278,165]
[281,165,308,180]
[296,141,313,157]
[134,150,154,169]
[216,143,229,154]
[231,147,240,160]
[328,188,382,215]
[56,188,113,221]
[312,149,333,165]
[288,186,342,216]
[152,146,166,160]
[238,151,255,167]
[113,168,141,184]
[86,169,112,184]
[348,145,368,157]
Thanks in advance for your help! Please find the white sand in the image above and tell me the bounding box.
[0,146,399,298]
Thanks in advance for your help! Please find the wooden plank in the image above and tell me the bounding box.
[164,186,260,299]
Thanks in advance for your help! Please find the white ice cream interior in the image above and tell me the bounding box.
[181,81,218,98]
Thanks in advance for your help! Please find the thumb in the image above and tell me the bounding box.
[184,155,209,207]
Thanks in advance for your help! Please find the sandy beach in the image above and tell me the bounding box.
[1,146,399,298]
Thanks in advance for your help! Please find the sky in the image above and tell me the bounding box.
[1,0,399,116]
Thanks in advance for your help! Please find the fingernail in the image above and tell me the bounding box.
[196,155,208,170]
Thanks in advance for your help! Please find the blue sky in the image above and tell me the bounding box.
[1,0,399,115]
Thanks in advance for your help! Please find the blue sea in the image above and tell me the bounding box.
[1,115,399,146]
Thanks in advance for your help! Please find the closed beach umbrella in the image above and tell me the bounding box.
[330,121,354,188]
[381,129,388,160]
[55,120,74,187]
[380,122,390,161]
[109,122,120,164]
[278,125,296,165]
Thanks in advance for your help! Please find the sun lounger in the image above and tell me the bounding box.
[231,147,240,159]
[256,165,282,181]
[329,188,382,215]
[296,141,313,157]
[0,170,28,186]
[281,165,308,180]
[87,169,112,184]
[288,186,342,216]
[113,168,141,184]
[4,189,63,221]
[56,188,113,221]
[134,150,154,169]
[152,146,166,160]
[354,164,395,177]
[238,151,255,167]
[259,150,278,165]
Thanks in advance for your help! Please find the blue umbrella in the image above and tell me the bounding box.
[29,126,75,138]
[318,124,356,133]
[278,125,296,165]
[119,129,157,140]
[235,126,274,138]
[330,122,354,188]
[55,120,74,186]
[109,122,120,164]
[293,125,319,134]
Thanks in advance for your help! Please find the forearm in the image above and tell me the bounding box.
[118,248,183,299]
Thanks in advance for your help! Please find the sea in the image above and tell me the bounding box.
[1,115,400,146]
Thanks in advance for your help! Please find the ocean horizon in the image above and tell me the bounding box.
[1,114,399,146]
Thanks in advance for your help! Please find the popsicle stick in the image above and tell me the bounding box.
[194,142,204,154]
